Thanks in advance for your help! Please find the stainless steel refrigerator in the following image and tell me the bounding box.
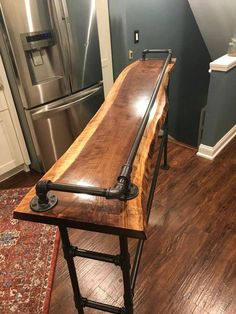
[0,0,104,172]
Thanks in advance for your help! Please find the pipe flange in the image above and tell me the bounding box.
[30,193,58,212]
[119,183,139,201]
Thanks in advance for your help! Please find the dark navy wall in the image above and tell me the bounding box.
[108,1,128,78]
[202,68,236,146]
[108,0,211,146]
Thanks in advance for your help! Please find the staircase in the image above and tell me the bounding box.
[188,0,236,60]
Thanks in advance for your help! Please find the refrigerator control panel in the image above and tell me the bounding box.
[21,30,55,51]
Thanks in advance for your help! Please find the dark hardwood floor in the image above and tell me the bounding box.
[0,169,41,189]
[1,138,236,313]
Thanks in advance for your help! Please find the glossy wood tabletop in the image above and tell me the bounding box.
[14,59,175,239]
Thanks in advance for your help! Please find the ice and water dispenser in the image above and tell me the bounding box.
[21,30,59,85]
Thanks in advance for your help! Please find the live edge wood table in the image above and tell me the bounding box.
[14,50,175,314]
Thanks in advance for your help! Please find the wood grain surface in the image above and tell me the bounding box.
[49,138,236,313]
[14,59,175,239]
[3,138,236,313]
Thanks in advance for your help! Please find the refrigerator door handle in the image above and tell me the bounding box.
[31,85,103,120]
[51,0,71,84]
[61,0,69,19]
[60,0,74,84]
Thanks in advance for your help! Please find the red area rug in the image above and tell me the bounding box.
[0,188,60,314]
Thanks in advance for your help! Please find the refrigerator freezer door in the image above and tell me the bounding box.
[59,0,102,92]
[26,84,104,171]
[0,0,70,109]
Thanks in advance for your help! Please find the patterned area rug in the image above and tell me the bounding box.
[0,188,60,314]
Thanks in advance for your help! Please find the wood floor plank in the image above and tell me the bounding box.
[1,137,236,313]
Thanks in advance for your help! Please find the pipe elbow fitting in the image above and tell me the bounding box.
[105,182,126,199]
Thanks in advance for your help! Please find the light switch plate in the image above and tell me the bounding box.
[134,30,139,44]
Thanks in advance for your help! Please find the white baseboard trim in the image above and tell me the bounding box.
[0,164,30,183]
[197,124,236,160]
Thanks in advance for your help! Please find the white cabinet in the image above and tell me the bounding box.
[0,55,30,180]
[0,110,25,175]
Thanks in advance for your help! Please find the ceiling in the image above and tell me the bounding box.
[188,0,236,60]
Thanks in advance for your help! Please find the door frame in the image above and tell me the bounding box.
[96,0,114,97]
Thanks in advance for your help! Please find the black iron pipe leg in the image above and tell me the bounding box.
[130,239,144,294]
[161,114,169,170]
[59,226,85,314]
[119,236,133,314]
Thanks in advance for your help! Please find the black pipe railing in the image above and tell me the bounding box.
[126,49,172,167]
[142,48,172,61]
[30,49,172,212]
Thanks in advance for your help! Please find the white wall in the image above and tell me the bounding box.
[188,0,236,59]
